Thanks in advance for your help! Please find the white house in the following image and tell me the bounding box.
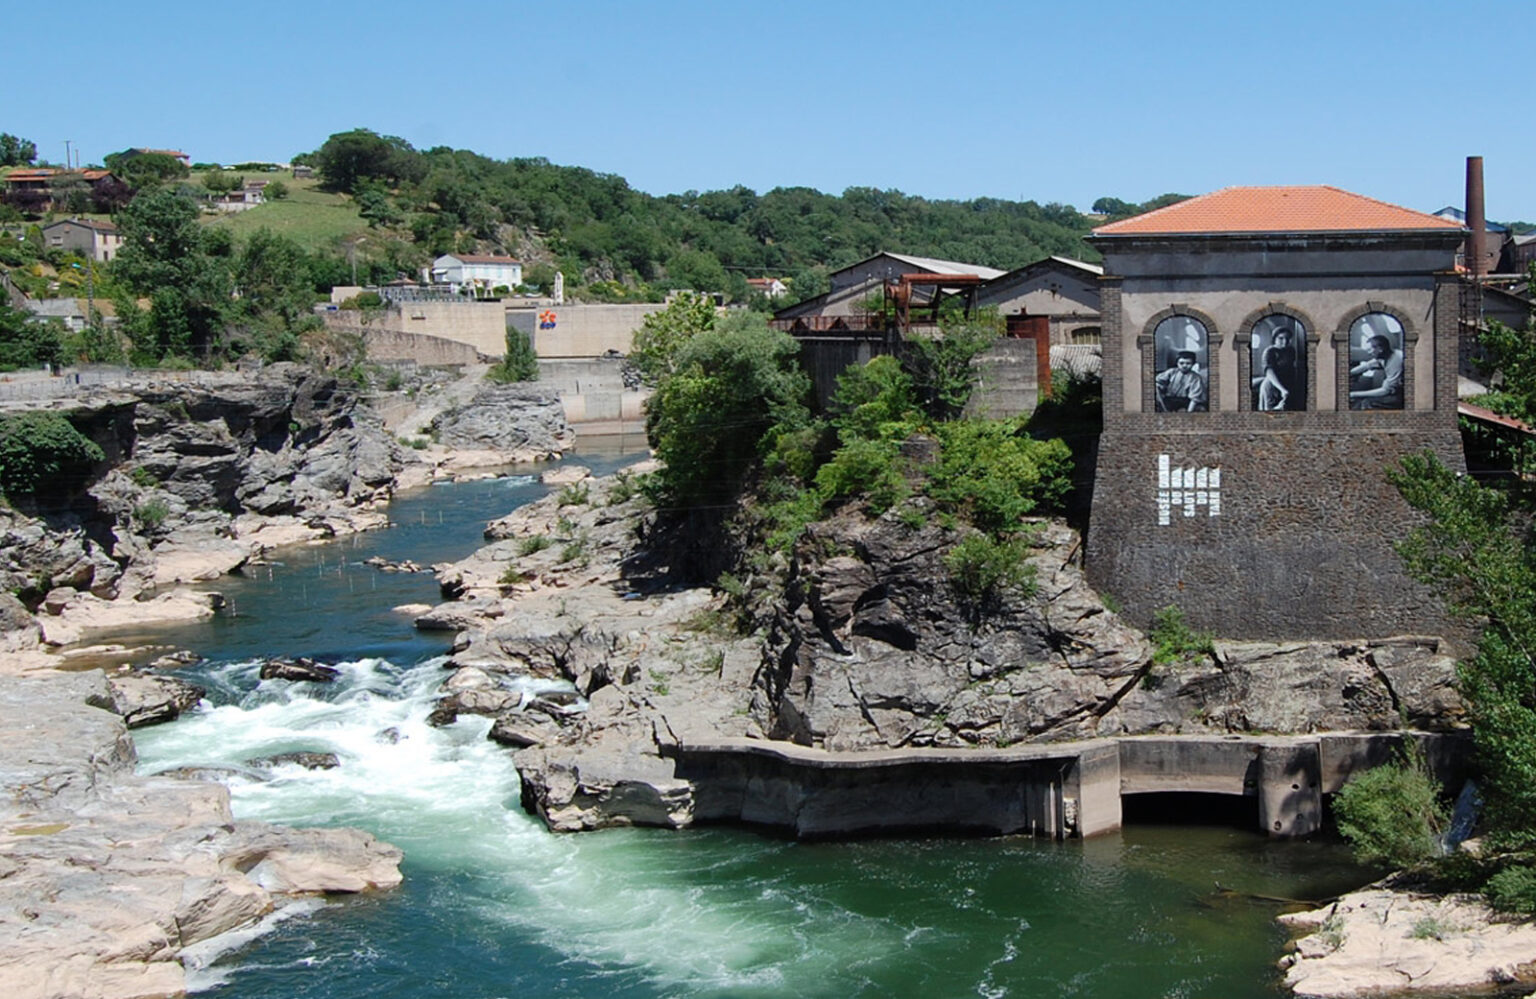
[431,254,523,296]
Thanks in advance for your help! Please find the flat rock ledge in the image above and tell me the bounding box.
[1279,886,1536,997]
[0,670,402,999]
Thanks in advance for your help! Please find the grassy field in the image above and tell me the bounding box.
[202,176,366,250]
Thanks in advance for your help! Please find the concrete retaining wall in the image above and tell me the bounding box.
[509,303,670,358]
[669,731,1469,840]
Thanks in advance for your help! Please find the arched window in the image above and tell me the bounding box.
[1070,326,1102,345]
[1347,313,1405,410]
[1152,315,1209,413]
[1250,315,1307,411]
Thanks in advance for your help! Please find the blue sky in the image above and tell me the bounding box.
[10,0,1535,220]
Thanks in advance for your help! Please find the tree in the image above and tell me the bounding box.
[265,179,289,201]
[1092,196,1135,216]
[202,168,242,193]
[901,317,1001,421]
[0,412,103,499]
[630,290,716,384]
[114,189,231,362]
[0,305,63,370]
[311,129,425,194]
[104,150,189,189]
[645,313,811,506]
[229,228,318,360]
[0,134,37,167]
[486,327,539,383]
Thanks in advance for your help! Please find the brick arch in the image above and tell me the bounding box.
[1236,302,1320,412]
[1332,301,1417,412]
[1136,304,1221,413]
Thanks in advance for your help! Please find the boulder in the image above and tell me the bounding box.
[107,673,206,728]
[248,752,341,771]
[427,385,574,457]
[259,658,341,683]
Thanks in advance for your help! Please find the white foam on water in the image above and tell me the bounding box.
[179,897,328,992]
[133,655,911,996]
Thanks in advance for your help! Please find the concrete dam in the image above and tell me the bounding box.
[668,731,1468,840]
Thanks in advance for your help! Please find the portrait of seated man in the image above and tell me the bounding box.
[1347,314,1405,410]
[1156,350,1208,412]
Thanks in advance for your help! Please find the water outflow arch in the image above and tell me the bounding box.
[668,731,1468,840]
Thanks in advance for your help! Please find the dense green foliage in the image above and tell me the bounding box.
[630,291,717,384]
[0,134,36,167]
[927,420,1072,534]
[0,304,64,370]
[486,327,540,383]
[1380,282,1536,902]
[1146,605,1215,666]
[943,532,1036,606]
[112,192,322,364]
[0,412,104,498]
[1333,747,1446,869]
[645,313,812,506]
[113,189,235,362]
[103,149,190,189]
[298,129,1100,304]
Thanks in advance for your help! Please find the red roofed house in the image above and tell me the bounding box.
[1084,186,1467,640]
[3,169,124,213]
[430,253,523,296]
[128,148,191,166]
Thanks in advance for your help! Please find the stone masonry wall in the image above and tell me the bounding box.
[1086,427,1463,638]
[1087,233,1467,640]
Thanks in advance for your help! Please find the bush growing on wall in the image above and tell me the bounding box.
[486,327,539,383]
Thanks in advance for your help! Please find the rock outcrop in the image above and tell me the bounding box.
[759,507,1463,751]
[0,671,401,999]
[0,365,409,644]
[1279,882,1536,997]
[419,468,1465,835]
[426,384,574,460]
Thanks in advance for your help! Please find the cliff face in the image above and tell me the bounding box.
[416,472,1465,835]
[758,507,1465,752]
[0,365,405,618]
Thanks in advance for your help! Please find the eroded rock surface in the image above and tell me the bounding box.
[1280,883,1536,997]
[0,671,401,999]
[760,509,1463,751]
[427,384,574,459]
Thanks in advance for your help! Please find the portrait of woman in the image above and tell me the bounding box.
[1153,315,1209,413]
[1250,316,1306,411]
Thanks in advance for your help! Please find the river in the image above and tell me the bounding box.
[125,439,1372,998]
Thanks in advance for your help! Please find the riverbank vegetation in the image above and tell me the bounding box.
[1335,278,1536,914]
[633,293,1074,606]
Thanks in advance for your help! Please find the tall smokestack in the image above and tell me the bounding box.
[1466,155,1488,276]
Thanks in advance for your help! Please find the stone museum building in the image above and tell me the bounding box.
[1084,186,1467,638]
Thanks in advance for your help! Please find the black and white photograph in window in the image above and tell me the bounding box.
[1153,315,1209,412]
[1348,313,1405,410]
[1250,315,1306,411]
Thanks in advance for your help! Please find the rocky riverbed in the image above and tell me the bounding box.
[1280,880,1536,997]
[0,670,402,999]
[0,364,576,998]
[0,366,573,652]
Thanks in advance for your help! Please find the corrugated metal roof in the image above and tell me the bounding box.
[1094,186,1464,236]
[1460,401,1536,436]
[883,251,1005,280]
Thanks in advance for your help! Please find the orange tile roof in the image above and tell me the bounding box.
[1093,186,1464,236]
